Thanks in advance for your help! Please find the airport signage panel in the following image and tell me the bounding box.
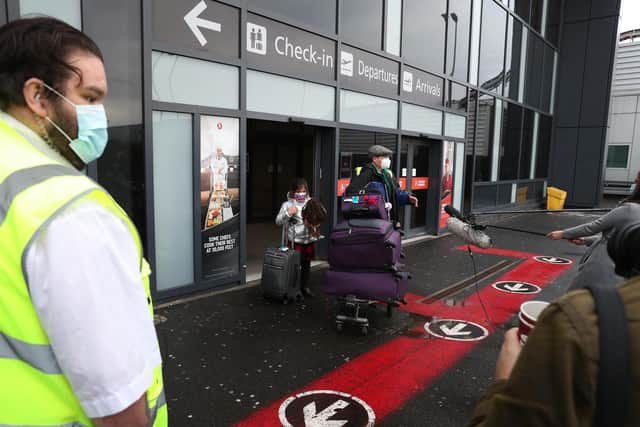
[246,13,336,83]
[401,65,444,107]
[339,46,399,98]
[153,0,239,58]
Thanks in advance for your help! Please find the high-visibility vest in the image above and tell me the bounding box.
[0,118,167,426]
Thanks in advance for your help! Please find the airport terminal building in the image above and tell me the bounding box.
[0,0,621,299]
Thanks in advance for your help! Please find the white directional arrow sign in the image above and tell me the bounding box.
[493,281,541,294]
[279,390,375,427]
[534,255,572,265]
[425,319,489,341]
[303,400,349,427]
[440,322,472,336]
[184,0,221,47]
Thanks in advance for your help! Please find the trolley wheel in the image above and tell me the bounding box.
[361,326,368,336]
[336,322,344,332]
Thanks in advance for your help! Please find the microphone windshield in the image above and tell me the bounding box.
[446,217,492,249]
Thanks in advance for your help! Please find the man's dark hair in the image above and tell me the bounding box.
[0,17,103,110]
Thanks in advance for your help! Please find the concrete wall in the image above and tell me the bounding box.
[549,0,621,206]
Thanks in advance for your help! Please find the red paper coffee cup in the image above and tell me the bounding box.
[517,301,549,345]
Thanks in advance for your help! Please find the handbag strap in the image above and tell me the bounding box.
[584,283,629,427]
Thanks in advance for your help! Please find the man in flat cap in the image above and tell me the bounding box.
[345,144,418,226]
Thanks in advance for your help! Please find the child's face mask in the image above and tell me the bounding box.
[294,191,307,203]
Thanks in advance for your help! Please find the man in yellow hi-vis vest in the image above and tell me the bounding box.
[0,17,166,426]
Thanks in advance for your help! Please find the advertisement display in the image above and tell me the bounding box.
[439,141,455,229]
[200,116,240,281]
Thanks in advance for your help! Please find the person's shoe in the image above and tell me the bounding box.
[302,287,315,298]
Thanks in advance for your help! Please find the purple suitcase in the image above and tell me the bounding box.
[341,186,389,221]
[323,268,409,302]
[328,218,401,270]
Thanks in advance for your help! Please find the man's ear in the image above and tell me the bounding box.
[23,78,48,118]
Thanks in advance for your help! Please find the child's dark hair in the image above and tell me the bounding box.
[289,177,309,194]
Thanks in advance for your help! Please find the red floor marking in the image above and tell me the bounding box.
[234,247,572,426]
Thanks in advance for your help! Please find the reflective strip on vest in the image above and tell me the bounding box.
[0,164,80,225]
[148,388,166,427]
[0,332,61,374]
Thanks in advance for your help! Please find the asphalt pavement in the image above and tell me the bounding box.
[155,209,613,426]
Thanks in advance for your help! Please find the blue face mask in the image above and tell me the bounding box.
[42,83,109,164]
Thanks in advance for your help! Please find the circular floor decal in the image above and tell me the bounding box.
[533,255,572,265]
[492,281,541,294]
[279,390,375,427]
[424,319,489,342]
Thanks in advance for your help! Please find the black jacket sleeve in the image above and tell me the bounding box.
[345,166,374,195]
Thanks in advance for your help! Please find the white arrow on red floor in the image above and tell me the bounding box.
[504,283,527,291]
[440,323,472,336]
[303,400,349,427]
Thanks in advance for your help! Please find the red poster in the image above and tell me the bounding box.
[337,179,351,197]
[411,177,429,190]
[440,142,455,229]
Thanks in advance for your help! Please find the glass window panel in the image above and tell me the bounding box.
[497,182,512,205]
[474,94,496,181]
[524,33,544,109]
[607,145,630,168]
[447,82,468,112]
[540,44,555,112]
[342,0,383,51]
[464,90,478,212]
[385,0,402,56]
[535,114,552,178]
[505,17,523,100]
[86,0,146,242]
[469,0,482,85]
[403,0,447,73]
[445,113,466,138]
[530,0,544,32]
[340,129,397,178]
[0,2,6,25]
[152,111,194,290]
[19,0,81,29]
[499,102,522,180]
[511,0,531,22]
[446,0,472,81]
[401,103,442,134]
[152,51,239,109]
[341,90,398,129]
[473,184,497,209]
[247,0,336,34]
[519,109,535,179]
[248,70,335,121]
[545,0,561,45]
[479,0,507,93]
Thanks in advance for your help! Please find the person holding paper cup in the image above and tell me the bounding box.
[468,222,640,427]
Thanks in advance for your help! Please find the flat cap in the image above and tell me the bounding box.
[368,145,393,158]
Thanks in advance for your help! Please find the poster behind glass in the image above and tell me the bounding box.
[439,141,455,229]
[200,116,240,281]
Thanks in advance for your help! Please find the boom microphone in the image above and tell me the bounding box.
[444,204,465,221]
[446,217,493,249]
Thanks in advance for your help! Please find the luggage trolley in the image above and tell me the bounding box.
[324,185,410,335]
